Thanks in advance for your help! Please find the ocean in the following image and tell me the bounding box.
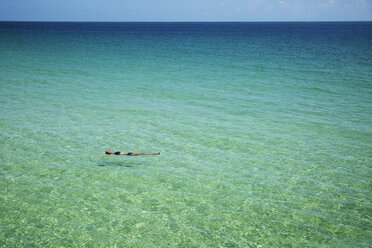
[0,22,371,247]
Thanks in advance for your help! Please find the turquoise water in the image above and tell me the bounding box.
[0,22,371,247]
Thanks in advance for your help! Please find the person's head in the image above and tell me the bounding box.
[105,150,114,155]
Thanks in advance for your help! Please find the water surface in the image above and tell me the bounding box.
[0,22,371,247]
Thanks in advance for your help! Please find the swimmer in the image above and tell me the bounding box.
[105,151,160,156]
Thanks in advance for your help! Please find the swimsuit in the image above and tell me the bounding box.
[115,151,133,155]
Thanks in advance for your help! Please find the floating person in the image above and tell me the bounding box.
[105,151,160,156]
[93,151,160,158]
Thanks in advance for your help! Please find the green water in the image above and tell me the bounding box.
[0,22,371,247]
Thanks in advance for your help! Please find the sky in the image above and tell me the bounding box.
[0,0,371,22]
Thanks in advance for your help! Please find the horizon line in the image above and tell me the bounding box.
[1,20,371,23]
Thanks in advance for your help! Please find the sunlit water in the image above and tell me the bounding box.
[0,22,371,247]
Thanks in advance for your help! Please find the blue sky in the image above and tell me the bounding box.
[0,0,371,21]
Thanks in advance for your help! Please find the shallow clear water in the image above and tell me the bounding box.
[0,22,371,247]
